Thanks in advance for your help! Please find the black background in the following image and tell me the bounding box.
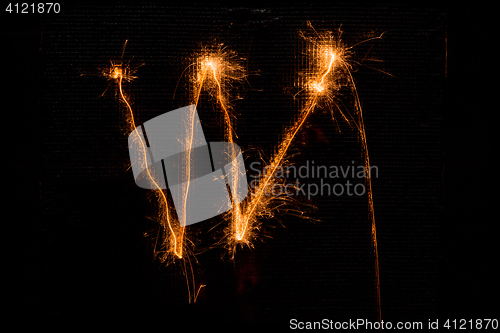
[6,3,495,329]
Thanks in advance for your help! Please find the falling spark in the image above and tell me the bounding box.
[343,62,382,324]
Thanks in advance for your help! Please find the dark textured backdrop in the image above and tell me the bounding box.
[6,4,494,328]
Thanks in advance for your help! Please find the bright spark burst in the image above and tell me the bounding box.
[102,60,137,83]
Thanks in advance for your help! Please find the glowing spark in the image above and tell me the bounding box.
[191,45,244,143]
[310,50,336,92]
[103,62,137,82]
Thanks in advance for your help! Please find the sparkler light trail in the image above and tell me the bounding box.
[99,40,210,304]
[227,24,383,322]
[186,44,247,254]
[232,27,343,248]
[187,44,312,253]
[300,25,383,323]
[343,62,382,324]
[91,29,383,312]
[99,41,187,262]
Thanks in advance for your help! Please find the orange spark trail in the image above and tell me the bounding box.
[182,49,243,299]
[188,48,245,249]
[118,72,184,259]
[340,59,381,322]
[118,75,136,131]
[206,60,244,241]
[236,51,335,243]
[106,41,184,259]
[228,27,382,322]
[237,94,317,239]
[209,61,235,142]
[192,67,207,107]
[194,54,238,142]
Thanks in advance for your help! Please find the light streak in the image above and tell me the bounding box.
[233,31,340,249]
[228,24,383,322]
[100,41,185,261]
[187,44,246,254]
[341,60,381,323]
[180,43,311,256]
[99,41,211,304]
[299,25,383,323]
